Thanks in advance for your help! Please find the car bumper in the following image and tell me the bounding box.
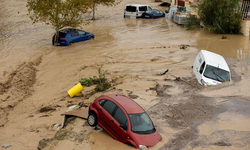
[58,41,68,46]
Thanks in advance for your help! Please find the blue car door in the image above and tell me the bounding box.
[78,30,88,41]
[70,30,80,42]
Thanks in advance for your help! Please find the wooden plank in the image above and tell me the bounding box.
[61,107,88,119]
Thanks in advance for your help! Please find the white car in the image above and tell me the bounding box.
[124,4,152,18]
[193,50,231,86]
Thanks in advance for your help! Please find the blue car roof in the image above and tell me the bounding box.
[60,28,74,33]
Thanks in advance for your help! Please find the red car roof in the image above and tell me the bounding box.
[105,94,145,114]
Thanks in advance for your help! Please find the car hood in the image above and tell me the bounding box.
[202,77,224,86]
[132,130,162,147]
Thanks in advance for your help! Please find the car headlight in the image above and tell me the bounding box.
[139,145,148,150]
[201,79,207,86]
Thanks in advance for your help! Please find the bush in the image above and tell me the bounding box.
[79,66,111,92]
[186,15,200,30]
[197,0,242,34]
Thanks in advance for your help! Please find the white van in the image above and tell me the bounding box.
[124,4,152,18]
[193,50,231,86]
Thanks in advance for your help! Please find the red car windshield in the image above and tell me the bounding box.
[129,113,155,134]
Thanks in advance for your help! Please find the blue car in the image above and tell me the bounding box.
[52,28,94,46]
[141,9,165,19]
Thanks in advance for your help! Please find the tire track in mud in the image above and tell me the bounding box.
[0,56,42,127]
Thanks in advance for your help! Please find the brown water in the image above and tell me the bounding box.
[1,0,250,150]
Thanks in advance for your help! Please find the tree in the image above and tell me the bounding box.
[197,0,242,34]
[89,0,122,20]
[27,0,91,45]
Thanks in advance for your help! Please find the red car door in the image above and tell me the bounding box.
[109,107,128,143]
[98,100,120,140]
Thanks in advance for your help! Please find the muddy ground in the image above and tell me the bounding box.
[1,0,250,150]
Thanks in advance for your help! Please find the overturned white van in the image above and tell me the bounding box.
[193,50,231,86]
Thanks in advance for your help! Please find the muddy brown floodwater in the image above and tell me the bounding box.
[1,0,250,150]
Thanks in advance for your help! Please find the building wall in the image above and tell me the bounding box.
[241,20,250,36]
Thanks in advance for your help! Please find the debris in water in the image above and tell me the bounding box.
[221,36,227,39]
[179,44,190,49]
[214,141,231,146]
[161,69,169,75]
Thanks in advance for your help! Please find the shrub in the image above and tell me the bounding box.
[79,66,111,92]
[197,0,242,34]
[186,15,200,30]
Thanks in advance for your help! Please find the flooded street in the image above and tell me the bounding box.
[1,0,250,150]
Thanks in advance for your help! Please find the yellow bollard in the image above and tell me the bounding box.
[67,83,84,97]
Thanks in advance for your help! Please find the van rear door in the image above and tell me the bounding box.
[125,6,136,18]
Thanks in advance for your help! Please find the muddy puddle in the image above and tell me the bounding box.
[1,0,250,150]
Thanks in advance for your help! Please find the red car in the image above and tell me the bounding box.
[87,94,162,149]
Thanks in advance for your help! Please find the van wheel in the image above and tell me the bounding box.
[124,15,126,18]
[88,112,97,127]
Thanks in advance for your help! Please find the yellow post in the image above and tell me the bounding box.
[67,83,84,97]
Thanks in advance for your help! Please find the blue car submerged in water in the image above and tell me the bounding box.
[52,28,94,46]
[141,9,165,19]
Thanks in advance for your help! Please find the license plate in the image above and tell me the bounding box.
[145,15,149,17]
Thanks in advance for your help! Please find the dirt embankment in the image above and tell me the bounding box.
[0,57,42,127]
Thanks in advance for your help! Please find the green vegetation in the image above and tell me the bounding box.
[197,0,242,34]
[27,0,122,45]
[79,66,111,92]
[53,130,70,140]
[27,0,90,45]
[186,15,200,30]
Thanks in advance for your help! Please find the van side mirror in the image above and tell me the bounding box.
[165,10,169,13]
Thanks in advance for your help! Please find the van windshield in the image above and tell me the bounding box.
[203,64,230,82]
[129,113,155,134]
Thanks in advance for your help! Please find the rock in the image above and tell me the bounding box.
[39,106,56,113]
[2,144,12,148]
[52,123,61,131]
[37,139,51,150]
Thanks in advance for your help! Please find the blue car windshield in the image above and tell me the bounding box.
[145,10,152,14]
[203,64,230,82]
[129,113,155,134]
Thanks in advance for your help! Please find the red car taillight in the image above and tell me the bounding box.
[60,38,67,41]
[136,10,138,16]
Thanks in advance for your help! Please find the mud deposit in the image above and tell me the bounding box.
[1,0,250,150]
